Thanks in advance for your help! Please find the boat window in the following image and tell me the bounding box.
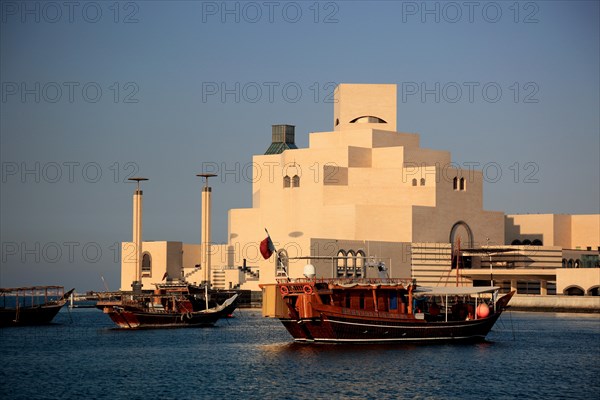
[378,295,388,312]
[364,295,374,311]
[389,291,398,310]
[359,293,365,309]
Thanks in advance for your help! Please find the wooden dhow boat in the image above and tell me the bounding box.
[268,277,514,343]
[0,286,74,327]
[97,284,238,329]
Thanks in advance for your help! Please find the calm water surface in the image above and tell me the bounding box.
[1,309,598,399]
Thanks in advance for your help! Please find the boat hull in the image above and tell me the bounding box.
[280,312,502,343]
[105,309,222,329]
[273,283,514,344]
[0,301,66,327]
[98,293,238,329]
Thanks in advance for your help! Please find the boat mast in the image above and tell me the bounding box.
[205,284,209,310]
[486,237,494,286]
[265,228,288,279]
[456,237,461,287]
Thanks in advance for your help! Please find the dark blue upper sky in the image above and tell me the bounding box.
[1,1,599,290]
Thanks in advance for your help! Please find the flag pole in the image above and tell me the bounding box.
[264,228,288,278]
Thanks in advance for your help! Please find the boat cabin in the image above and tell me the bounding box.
[263,278,500,324]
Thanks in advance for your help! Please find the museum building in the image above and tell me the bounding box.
[120,84,600,297]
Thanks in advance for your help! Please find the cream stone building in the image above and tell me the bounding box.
[120,84,599,297]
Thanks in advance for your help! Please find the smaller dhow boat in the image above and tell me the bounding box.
[0,286,74,327]
[97,284,238,329]
[265,276,514,343]
[166,282,240,317]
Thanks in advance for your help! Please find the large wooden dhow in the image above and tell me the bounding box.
[0,286,74,327]
[263,277,514,343]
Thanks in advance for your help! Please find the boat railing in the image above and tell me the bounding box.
[277,277,414,286]
[98,292,191,301]
[0,286,66,309]
[97,292,196,313]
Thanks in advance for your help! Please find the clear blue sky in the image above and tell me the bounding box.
[1,1,598,291]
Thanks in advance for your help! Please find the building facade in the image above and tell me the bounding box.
[227,84,505,287]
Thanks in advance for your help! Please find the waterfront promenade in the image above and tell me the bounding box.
[509,294,600,313]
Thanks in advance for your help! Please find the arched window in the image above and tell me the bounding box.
[356,250,365,277]
[564,286,584,296]
[336,250,346,277]
[532,239,543,246]
[283,176,291,188]
[412,178,417,186]
[347,251,355,277]
[420,178,426,186]
[562,258,567,268]
[142,253,151,276]
[522,239,532,246]
[276,249,289,276]
[349,116,387,124]
[292,175,300,188]
[453,177,458,190]
[449,221,474,249]
[460,177,466,190]
[511,239,522,245]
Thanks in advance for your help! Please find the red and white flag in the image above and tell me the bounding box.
[260,235,276,259]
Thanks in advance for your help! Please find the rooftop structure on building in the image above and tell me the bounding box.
[264,125,298,155]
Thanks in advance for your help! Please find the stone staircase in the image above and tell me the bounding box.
[184,265,202,280]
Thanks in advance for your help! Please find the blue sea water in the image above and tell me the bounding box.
[1,309,599,400]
